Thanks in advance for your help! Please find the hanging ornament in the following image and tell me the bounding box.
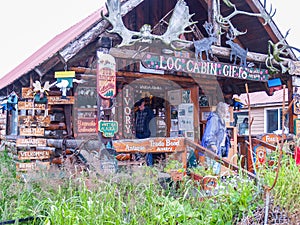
[32,81,56,116]
[1,92,18,112]
[54,71,85,99]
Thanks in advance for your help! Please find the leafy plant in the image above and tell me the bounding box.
[163,159,184,173]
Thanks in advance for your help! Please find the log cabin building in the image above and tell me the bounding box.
[0,0,299,172]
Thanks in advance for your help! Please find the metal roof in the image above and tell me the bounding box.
[0,4,105,90]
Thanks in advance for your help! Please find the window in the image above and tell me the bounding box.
[265,108,288,133]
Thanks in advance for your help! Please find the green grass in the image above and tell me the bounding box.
[1,145,299,224]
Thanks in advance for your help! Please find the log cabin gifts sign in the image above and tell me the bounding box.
[142,53,269,81]
[97,53,117,99]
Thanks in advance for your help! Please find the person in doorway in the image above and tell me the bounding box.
[201,102,230,175]
[239,117,249,135]
[135,98,155,166]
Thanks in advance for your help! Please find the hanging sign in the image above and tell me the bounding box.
[99,120,118,137]
[16,138,47,147]
[48,96,74,105]
[22,88,34,98]
[97,53,116,99]
[20,128,44,136]
[142,53,269,81]
[16,162,50,172]
[18,101,46,110]
[18,150,51,160]
[18,116,50,127]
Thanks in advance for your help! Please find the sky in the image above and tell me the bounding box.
[0,0,299,77]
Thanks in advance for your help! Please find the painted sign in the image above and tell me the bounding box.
[16,161,50,172]
[77,118,97,133]
[18,116,50,127]
[142,53,269,81]
[99,120,118,137]
[122,86,134,139]
[16,138,47,147]
[255,145,266,167]
[261,134,279,145]
[18,150,51,160]
[20,128,44,137]
[18,101,46,110]
[113,137,185,153]
[293,94,300,115]
[22,88,34,99]
[97,53,116,99]
[48,96,74,105]
[294,119,300,136]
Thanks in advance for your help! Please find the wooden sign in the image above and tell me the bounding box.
[77,118,97,133]
[293,96,300,115]
[261,134,279,145]
[48,96,74,105]
[97,53,116,99]
[99,120,118,137]
[16,138,47,147]
[255,145,266,167]
[122,85,134,139]
[22,88,34,98]
[18,150,51,160]
[113,137,185,153]
[54,71,75,78]
[294,119,300,136]
[100,160,117,173]
[142,53,269,82]
[18,116,50,127]
[20,128,44,137]
[18,101,46,110]
[16,161,50,172]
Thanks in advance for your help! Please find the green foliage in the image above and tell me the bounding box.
[163,159,184,173]
[1,144,300,224]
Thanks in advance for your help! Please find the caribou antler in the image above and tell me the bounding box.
[101,0,196,49]
[216,0,276,37]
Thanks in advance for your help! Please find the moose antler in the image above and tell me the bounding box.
[101,0,141,47]
[216,0,276,37]
[101,0,196,49]
[266,30,292,74]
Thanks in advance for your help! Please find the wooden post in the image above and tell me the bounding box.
[245,83,255,173]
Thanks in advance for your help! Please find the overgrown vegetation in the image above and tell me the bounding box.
[1,145,300,224]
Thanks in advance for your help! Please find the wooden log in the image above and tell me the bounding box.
[47,139,102,150]
[109,46,292,66]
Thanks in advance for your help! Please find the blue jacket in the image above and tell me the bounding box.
[135,106,154,139]
[201,112,230,157]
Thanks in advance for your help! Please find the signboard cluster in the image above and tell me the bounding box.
[15,88,54,173]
